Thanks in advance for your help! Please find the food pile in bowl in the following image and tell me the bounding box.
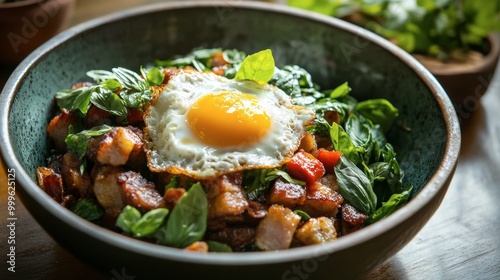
[36,47,413,252]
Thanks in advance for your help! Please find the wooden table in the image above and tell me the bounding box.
[1,1,499,279]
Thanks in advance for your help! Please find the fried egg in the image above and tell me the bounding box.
[144,70,315,179]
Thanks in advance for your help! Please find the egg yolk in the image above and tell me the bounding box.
[187,91,271,147]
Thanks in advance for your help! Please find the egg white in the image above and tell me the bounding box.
[144,71,315,179]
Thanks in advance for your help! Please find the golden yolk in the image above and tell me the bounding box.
[187,91,271,147]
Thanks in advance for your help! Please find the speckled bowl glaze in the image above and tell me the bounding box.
[0,2,460,279]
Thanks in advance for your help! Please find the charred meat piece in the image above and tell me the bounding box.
[296,174,343,217]
[60,152,92,198]
[46,109,77,153]
[164,187,186,210]
[297,132,318,157]
[209,227,256,251]
[36,167,65,204]
[295,217,337,245]
[88,126,145,167]
[255,204,301,251]
[117,171,165,212]
[206,172,249,220]
[267,178,306,208]
[341,203,368,235]
[92,165,126,218]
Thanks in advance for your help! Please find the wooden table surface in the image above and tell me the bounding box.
[1,1,499,279]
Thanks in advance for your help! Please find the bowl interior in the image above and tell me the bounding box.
[0,1,459,278]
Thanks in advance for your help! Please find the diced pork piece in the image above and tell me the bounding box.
[46,109,77,152]
[255,204,301,251]
[36,167,65,204]
[267,178,306,208]
[164,187,186,210]
[298,132,318,157]
[246,200,268,221]
[118,171,166,212]
[341,203,368,235]
[124,126,147,170]
[184,241,209,253]
[296,174,343,217]
[209,227,256,250]
[206,172,249,219]
[60,152,92,198]
[92,165,126,217]
[94,127,144,167]
[295,217,337,245]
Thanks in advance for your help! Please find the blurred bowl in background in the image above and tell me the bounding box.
[0,0,75,65]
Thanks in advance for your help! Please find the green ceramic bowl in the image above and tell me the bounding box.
[0,1,460,279]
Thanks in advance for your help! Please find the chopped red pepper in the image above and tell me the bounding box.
[286,151,325,186]
[317,149,343,173]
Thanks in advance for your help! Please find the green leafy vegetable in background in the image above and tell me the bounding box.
[289,0,500,61]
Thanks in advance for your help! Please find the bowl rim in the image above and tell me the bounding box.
[0,0,461,266]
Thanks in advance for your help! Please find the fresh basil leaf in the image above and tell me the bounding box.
[160,183,207,248]
[116,205,142,234]
[70,198,104,221]
[65,125,113,159]
[355,99,399,133]
[90,90,127,119]
[146,67,165,86]
[207,241,233,252]
[120,89,152,109]
[330,82,352,99]
[330,122,361,164]
[112,67,146,91]
[131,208,169,238]
[55,87,94,114]
[366,184,413,225]
[334,155,377,214]
[101,79,122,91]
[234,49,275,83]
[87,70,116,83]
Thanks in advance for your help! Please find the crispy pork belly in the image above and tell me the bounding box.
[60,152,92,198]
[92,165,126,217]
[267,178,306,208]
[118,171,165,212]
[164,187,186,210]
[36,167,65,204]
[206,172,249,219]
[297,174,343,217]
[246,200,268,221]
[295,217,337,245]
[46,109,77,152]
[298,132,318,157]
[93,126,145,167]
[341,203,367,235]
[209,227,255,250]
[184,241,209,252]
[255,204,301,251]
